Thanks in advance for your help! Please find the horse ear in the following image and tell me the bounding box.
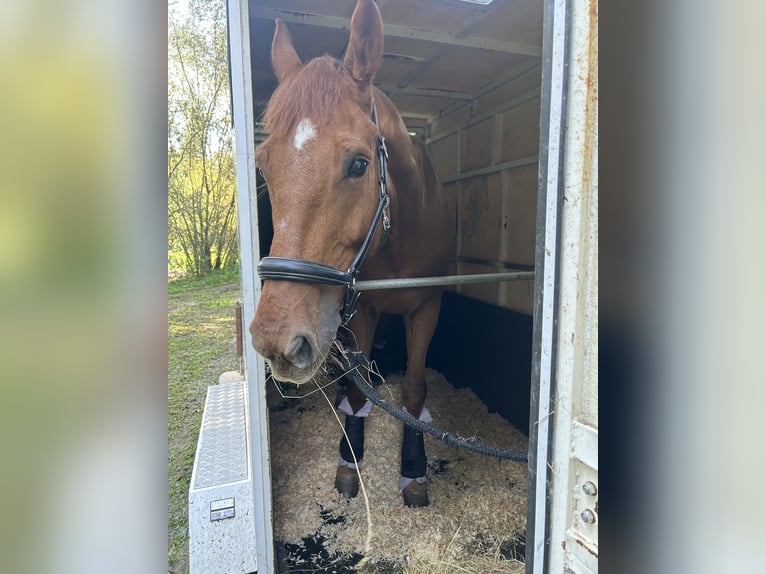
[271,19,302,83]
[343,0,384,83]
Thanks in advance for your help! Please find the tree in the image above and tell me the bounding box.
[168,0,238,276]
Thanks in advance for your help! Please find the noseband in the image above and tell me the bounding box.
[257,100,391,325]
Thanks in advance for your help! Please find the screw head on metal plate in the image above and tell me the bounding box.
[581,481,597,496]
[580,508,596,524]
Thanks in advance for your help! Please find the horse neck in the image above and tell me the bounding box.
[374,93,423,228]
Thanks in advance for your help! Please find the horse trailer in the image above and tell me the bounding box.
[189,0,597,572]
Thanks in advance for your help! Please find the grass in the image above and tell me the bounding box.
[167,265,241,294]
[168,268,242,574]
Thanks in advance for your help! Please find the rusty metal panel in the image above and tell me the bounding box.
[544,0,598,571]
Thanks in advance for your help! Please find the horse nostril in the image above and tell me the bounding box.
[283,335,315,370]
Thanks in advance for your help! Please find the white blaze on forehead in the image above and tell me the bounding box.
[293,118,316,151]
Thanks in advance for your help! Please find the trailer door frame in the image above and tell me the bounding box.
[526,0,598,573]
[227,0,276,571]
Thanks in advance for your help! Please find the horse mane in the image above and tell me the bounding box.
[265,56,353,136]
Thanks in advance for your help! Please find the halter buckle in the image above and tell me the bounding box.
[341,276,361,326]
[382,194,391,232]
[377,135,388,192]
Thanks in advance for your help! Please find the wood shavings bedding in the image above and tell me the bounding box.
[268,368,528,572]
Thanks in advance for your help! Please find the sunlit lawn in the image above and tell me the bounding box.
[168,268,242,574]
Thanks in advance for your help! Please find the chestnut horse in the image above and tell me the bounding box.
[250,0,453,507]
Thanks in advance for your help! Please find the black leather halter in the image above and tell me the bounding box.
[257,100,391,325]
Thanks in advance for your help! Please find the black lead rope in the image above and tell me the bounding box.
[336,346,529,463]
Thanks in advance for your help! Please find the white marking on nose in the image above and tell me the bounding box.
[294,118,316,151]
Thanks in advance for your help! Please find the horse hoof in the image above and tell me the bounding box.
[402,481,430,508]
[335,466,359,498]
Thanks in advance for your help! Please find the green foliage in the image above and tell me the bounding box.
[169,0,238,277]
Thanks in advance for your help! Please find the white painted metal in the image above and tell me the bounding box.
[546,0,598,571]
[228,0,275,571]
[189,382,257,574]
[530,0,569,572]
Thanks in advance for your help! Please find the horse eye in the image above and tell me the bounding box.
[347,157,369,178]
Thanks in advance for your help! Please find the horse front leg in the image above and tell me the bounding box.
[400,294,441,507]
[334,304,378,498]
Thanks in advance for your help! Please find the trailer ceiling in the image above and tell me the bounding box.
[249,0,542,126]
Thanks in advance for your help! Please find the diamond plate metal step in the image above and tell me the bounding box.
[189,380,257,574]
[193,381,249,489]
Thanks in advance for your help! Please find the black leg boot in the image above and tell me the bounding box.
[400,424,429,507]
[335,414,365,498]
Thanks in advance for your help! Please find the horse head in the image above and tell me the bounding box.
[250,0,386,384]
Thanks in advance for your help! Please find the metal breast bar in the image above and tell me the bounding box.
[355,270,535,291]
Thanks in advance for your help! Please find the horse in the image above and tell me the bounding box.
[250,0,453,507]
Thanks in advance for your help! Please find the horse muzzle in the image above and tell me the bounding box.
[250,280,341,385]
[268,337,322,385]
[251,325,323,385]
